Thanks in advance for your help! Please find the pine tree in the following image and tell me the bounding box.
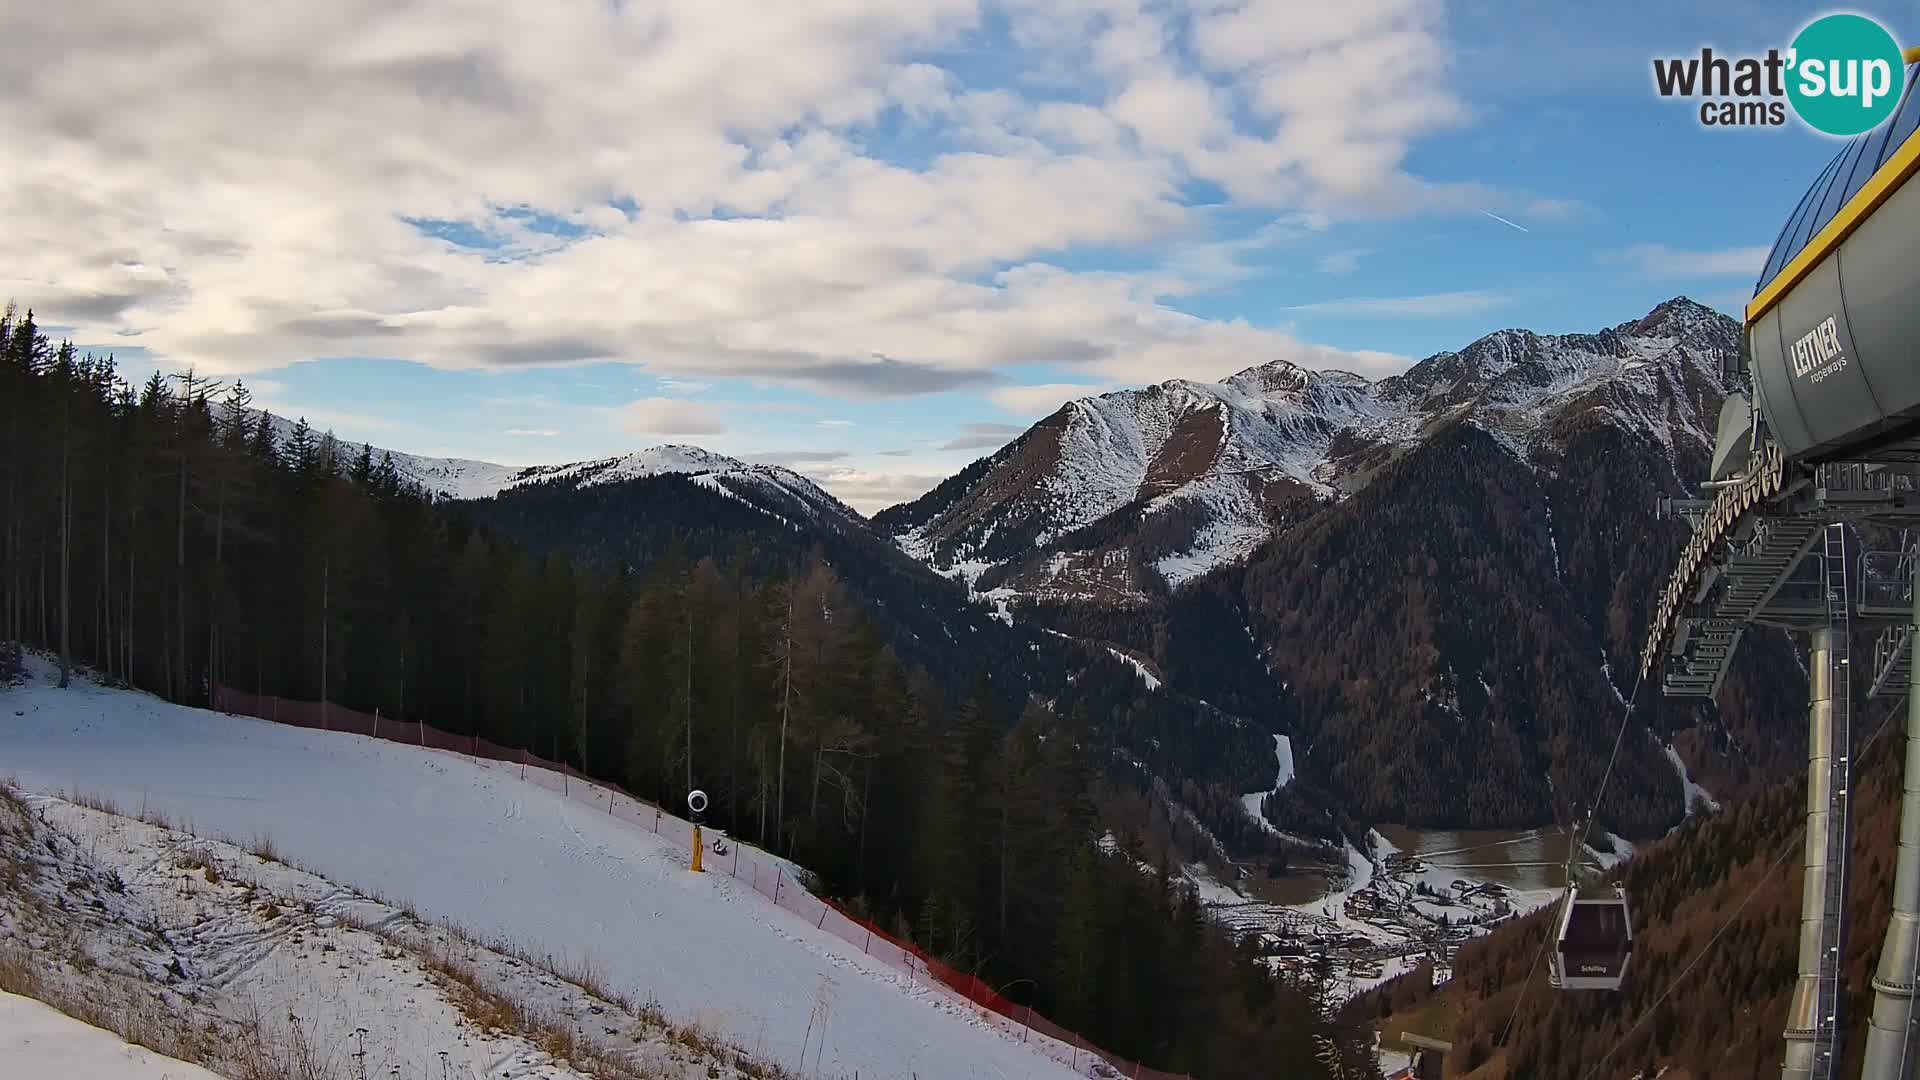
[1053,847,1101,1030]
[250,411,279,464]
[284,418,317,478]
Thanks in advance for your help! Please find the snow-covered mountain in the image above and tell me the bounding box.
[876,297,1737,601]
[260,412,858,526]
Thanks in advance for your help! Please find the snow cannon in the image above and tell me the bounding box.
[687,789,708,873]
[1724,57,1920,472]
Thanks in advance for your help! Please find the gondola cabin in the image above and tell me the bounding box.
[1548,885,1633,991]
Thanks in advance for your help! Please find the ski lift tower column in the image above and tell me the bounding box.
[1862,541,1920,1080]
[1782,612,1849,1080]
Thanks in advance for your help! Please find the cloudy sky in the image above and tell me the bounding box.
[4,0,1904,512]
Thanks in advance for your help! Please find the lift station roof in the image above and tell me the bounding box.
[1745,59,1920,463]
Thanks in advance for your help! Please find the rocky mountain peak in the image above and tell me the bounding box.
[1624,295,1734,339]
[883,297,1740,602]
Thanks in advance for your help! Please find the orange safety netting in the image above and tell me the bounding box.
[212,686,1191,1080]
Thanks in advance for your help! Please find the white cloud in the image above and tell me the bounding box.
[1286,290,1512,318]
[658,379,713,394]
[1162,211,1331,287]
[505,427,559,437]
[816,419,855,428]
[620,397,728,435]
[937,422,1028,451]
[1604,244,1771,278]
[785,463,950,515]
[941,433,1016,451]
[1315,248,1369,275]
[1,0,1511,403]
[990,382,1114,417]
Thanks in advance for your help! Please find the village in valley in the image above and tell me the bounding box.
[1193,831,1555,1001]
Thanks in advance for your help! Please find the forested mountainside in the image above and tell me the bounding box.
[901,298,1806,839]
[450,457,1287,812]
[0,306,1371,1079]
[1365,702,1911,1079]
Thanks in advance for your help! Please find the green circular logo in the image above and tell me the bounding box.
[1787,14,1906,136]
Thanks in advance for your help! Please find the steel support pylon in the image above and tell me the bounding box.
[1786,524,1855,1080]
[1862,547,1920,1080]
[1785,624,1840,1080]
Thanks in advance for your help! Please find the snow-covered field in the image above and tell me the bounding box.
[1,792,634,1080]
[0,990,223,1080]
[1,661,1082,1080]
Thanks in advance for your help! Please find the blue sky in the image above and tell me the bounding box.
[10,0,1912,511]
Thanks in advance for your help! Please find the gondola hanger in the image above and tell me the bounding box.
[1548,809,1633,991]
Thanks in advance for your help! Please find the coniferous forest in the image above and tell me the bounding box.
[0,306,1378,1079]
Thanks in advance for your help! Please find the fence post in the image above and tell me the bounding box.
[653,808,660,833]
[520,748,526,780]
[732,846,739,877]
[373,707,380,740]
[775,870,782,904]
[816,905,828,930]
[1021,1005,1030,1042]
[863,927,871,953]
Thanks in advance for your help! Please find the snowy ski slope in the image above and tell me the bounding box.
[0,664,1081,1080]
[0,991,225,1080]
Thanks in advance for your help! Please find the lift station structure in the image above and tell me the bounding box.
[1641,50,1920,1080]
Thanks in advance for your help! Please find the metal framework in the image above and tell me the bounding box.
[1640,461,1920,1080]
[1644,59,1920,1078]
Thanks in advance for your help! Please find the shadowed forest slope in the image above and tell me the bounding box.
[1366,699,1912,1079]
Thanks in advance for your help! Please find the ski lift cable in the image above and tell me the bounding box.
[1576,827,1800,1080]
[1499,664,1647,1046]
[1499,916,1558,1047]
[1414,829,1554,860]
[1568,664,1650,887]
[1575,696,1907,1080]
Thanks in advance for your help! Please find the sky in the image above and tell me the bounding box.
[3,0,1911,513]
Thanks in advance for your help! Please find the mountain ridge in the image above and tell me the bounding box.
[878,295,1737,605]
[258,297,1792,841]
[263,410,844,509]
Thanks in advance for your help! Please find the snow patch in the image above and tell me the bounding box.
[1155,522,1271,587]
[1106,648,1162,691]
[1239,735,1294,834]
[1664,742,1721,817]
[0,992,224,1080]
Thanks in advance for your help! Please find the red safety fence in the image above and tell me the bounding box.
[212,686,1189,1080]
